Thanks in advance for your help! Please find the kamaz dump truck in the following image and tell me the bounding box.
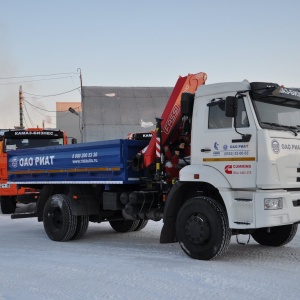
[0,128,69,214]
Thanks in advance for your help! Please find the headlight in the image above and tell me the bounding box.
[264,197,283,210]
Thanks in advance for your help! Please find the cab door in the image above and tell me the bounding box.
[193,94,257,188]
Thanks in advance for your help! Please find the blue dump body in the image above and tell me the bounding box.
[8,139,148,184]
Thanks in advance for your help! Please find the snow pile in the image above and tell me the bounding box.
[0,206,299,299]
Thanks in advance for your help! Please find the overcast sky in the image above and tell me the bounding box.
[1,0,299,128]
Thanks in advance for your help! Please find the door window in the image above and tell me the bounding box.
[208,99,249,129]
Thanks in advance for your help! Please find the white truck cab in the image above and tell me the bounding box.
[182,80,300,229]
[167,80,300,260]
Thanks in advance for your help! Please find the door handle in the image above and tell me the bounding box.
[201,148,211,152]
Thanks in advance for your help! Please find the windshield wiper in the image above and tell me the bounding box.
[261,122,298,136]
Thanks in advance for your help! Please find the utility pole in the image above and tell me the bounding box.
[77,68,83,142]
[19,86,25,129]
[78,68,83,90]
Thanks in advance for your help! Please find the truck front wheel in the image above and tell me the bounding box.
[0,196,17,214]
[176,196,231,260]
[251,224,298,246]
[43,194,77,241]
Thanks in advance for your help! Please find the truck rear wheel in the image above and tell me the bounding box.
[43,194,77,241]
[71,215,89,240]
[109,219,140,233]
[0,196,17,214]
[251,224,298,246]
[134,220,148,231]
[176,196,231,260]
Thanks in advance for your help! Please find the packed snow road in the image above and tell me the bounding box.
[0,205,299,300]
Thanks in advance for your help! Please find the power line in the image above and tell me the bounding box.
[0,72,79,80]
[57,111,72,119]
[30,105,55,117]
[23,100,58,127]
[23,101,35,127]
[23,115,28,129]
[23,87,80,98]
[23,98,81,113]
[23,99,58,113]
[0,75,78,86]
[22,99,56,128]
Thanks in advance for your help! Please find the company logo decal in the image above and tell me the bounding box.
[11,156,55,168]
[271,139,280,154]
[163,105,180,134]
[214,142,219,150]
[225,164,252,175]
[225,165,232,174]
[11,158,18,168]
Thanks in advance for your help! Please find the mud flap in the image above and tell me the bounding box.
[160,216,178,243]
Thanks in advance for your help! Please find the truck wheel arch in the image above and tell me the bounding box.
[37,184,99,221]
[160,181,224,244]
[37,185,69,221]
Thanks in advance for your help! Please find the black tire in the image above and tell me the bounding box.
[0,196,17,214]
[71,215,89,240]
[134,220,148,231]
[43,194,77,241]
[176,196,231,260]
[109,219,140,233]
[251,224,298,246]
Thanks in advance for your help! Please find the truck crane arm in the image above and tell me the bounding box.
[141,72,207,168]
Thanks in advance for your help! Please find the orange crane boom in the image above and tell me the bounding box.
[142,72,207,167]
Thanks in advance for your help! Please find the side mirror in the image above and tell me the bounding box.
[225,96,238,118]
[71,138,78,144]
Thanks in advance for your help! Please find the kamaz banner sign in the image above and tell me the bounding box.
[13,131,54,136]
[251,82,300,102]
[272,87,300,101]
[278,88,300,98]
[4,130,64,138]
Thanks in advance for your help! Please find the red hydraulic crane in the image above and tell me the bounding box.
[142,72,207,169]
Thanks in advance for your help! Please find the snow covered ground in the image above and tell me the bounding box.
[0,205,300,300]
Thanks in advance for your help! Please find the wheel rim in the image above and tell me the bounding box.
[184,213,211,245]
[48,207,63,230]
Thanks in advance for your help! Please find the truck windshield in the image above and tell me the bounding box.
[5,138,64,152]
[252,98,300,132]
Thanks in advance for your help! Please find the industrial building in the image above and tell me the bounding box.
[56,86,172,143]
[56,102,82,143]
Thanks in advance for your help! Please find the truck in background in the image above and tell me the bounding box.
[7,72,300,260]
[0,128,69,214]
